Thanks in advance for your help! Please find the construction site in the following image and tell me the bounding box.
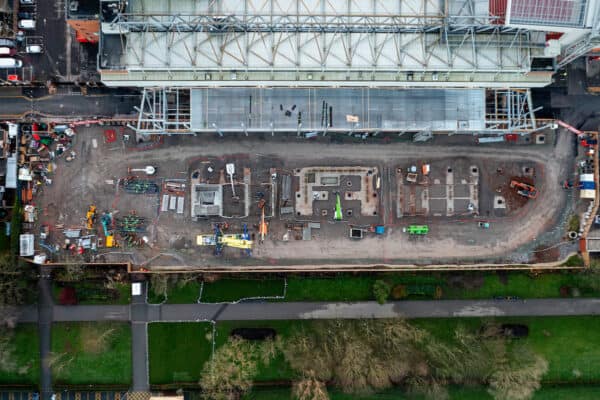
[9,117,595,271]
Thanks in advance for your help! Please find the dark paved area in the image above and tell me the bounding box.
[130,283,148,392]
[15,298,600,323]
[38,266,53,400]
[0,91,139,118]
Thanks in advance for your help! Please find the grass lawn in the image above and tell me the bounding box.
[200,279,286,302]
[413,316,600,383]
[51,322,131,385]
[0,324,39,385]
[148,322,213,384]
[195,271,589,303]
[144,263,597,305]
[52,282,131,305]
[242,385,600,399]
[148,281,202,304]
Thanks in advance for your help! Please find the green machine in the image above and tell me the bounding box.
[334,192,343,221]
[404,225,429,235]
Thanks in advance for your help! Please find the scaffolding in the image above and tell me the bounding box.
[100,0,551,87]
[130,87,539,136]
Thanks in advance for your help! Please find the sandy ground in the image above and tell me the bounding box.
[35,128,573,267]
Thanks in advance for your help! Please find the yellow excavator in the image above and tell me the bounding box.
[86,205,97,230]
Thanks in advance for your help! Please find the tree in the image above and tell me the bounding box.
[54,264,85,282]
[372,280,391,304]
[200,337,275,400]
[0,254,30,307]
[293,376,329,400]
[487,344,548,400]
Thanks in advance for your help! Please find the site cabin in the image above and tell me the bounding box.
[404,225,429,235]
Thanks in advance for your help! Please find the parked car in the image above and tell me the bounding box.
[18,19,36,30]
[20,0,34,4]
[25,44,42,54]
[0,58,22,68]
[18,11,34,19]
[0,47,16,56]
[0,38,16,48]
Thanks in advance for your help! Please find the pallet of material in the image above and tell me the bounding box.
[176,197,184,214]
[169,196,177,211]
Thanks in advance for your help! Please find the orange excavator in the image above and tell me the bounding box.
[258,199,268,242]
[510,180,538,199]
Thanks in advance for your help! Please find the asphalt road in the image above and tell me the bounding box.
[15,298,600,323]
[0,92,139,118]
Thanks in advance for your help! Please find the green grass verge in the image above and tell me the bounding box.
[200,279,285,302]
[150,316,600,386]
[147,281,202,304]
[148,322,213,384]
[52,282,131,305]
[168,270,594,304]
[51,322,131,385]
[414,316,600,383]
[242,385,600,399]
[0,324,40,385]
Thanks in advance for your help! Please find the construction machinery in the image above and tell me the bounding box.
[101,213,112,236]
[334,192,343,221]
[129,165,157,176]
[85,205,97,230]
[226,163,238,199]
[196,223,253,255]
[403,225,429,235]
[510,180,538,199]
[258,206,268,242]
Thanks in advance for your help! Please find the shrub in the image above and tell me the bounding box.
[372,280,391,305]
[391,284,408,299]
[58,287,77,305]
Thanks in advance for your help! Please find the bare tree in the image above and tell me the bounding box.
[200,337,275,400]
[54,264,85,282]
[293,376,329,400]
[488,344,548,400]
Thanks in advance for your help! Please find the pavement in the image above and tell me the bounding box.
[37,267,53,400]
[0,91,139,118]
[15,298,600,323]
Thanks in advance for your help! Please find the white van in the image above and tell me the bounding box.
[0,58,22,68]
[18,19,35,30]
[25,44,42,54]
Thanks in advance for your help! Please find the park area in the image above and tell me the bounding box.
[148,266,599,304]
[0,324,39,386]
[148,315,600,393]
[50,323,132,386]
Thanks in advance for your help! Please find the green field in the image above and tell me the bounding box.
[200,279,286,302]
[148,322,214,384]
[0,325,40,385]
[150,316,600,386]
[414,316,600,383]
[148,281,202,304]
[51,323,132,385]
[181,271,594,304]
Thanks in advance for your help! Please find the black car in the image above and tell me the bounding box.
[18,11,34,19]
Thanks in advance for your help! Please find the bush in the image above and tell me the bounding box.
[58,287,77,305]
[372,280,391,305]
[391,284,408,299]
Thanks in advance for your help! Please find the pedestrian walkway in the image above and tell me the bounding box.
[130,284,149,393]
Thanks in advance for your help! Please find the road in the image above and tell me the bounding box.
[0,91,139,118]
[15,298,600,323]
